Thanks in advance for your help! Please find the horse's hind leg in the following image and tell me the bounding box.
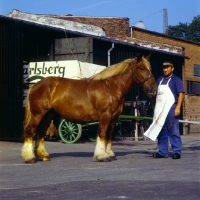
[35,110,54,161]
[21,118,40,163]
[35,136,50,161]
[21,137,36,163]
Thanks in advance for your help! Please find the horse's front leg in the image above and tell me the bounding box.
[106,118,118,161]
[93,115,112,162]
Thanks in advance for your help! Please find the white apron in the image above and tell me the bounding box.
[144,78,175,141]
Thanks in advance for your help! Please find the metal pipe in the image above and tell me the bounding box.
[119,115,200,125]
[134,106,138,141]
[107,43,114,66]
[131,26,133,38]
[179,120,200,125]
[119,115,153,120]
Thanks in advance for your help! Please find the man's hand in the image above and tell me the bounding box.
[175,92,185,116]
[174,107,181,116]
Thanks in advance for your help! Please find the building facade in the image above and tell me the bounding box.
[0,11,199,140]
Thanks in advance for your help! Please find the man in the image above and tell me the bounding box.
[152,62,185,159]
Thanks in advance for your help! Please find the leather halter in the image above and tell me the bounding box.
[132,69,154,86]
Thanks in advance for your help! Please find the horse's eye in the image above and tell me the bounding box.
[140,67,144,71]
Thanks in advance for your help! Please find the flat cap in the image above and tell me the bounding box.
[163,62,173,67]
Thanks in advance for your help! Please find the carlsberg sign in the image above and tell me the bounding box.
[23,60,84,85]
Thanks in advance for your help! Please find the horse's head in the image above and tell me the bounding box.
[132,53,157,99]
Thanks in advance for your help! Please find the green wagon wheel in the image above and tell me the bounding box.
[58,119,82,144]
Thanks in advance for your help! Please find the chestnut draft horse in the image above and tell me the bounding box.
[22,53,157,163]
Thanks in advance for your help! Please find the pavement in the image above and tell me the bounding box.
[0,133,199,200]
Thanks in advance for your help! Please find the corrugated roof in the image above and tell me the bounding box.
[6,9,105,37]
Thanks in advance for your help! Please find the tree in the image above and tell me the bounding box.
[167,15,200,42]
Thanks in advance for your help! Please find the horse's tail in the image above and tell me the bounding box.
[23,87,32,131]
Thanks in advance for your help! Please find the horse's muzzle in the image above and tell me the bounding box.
[146,85,157,99]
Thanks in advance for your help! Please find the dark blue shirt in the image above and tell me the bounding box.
[157,74,185,103]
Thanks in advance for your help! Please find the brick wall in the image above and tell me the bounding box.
[53,16,130,39]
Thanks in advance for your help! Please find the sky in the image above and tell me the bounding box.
[0,0,199,33]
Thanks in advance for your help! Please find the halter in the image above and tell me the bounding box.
[132,69,154,86]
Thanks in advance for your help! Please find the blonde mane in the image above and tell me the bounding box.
[90,58,135,80]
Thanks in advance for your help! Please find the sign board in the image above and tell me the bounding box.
[23,60,106,106]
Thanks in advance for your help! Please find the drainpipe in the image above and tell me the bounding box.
[107,43,114,66]
[131,26,133,38]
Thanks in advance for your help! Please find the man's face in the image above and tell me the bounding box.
[163,66,174,77]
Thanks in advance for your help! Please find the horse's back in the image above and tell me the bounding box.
[31,76,80,96]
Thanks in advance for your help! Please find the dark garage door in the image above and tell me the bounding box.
[0,19,24,141]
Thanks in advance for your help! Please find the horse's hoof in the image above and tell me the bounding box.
[38,157,51,161]
[42,157,51,161]
[103,157,112,162]
[110,156,117,161]
[93,156,112,162]
[98,157,112,162]
[25,159,37,164]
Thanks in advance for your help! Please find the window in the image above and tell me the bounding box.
[187,81,200,95]
[194,64,200,76]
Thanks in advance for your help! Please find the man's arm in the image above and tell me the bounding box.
[174,92,185,116]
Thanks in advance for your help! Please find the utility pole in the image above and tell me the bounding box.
[163,8,168,34]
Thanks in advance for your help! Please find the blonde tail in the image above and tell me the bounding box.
[23,87,32,132]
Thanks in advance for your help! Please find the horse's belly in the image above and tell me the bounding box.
[53,103,98,123]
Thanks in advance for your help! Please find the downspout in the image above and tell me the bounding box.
[131,26,133,38]
[107,43,114,66]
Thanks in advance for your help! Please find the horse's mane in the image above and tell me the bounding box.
[90,58,135,80]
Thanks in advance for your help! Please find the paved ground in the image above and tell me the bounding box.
[0,134,199,200]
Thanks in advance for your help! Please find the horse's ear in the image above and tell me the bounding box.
[136,53,143,62]
[145,53,152,60]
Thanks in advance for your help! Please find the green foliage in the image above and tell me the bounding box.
[167,15,200,42]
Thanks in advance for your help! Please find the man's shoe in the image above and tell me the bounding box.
[172,153,181,159]
[152,153,168,158]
